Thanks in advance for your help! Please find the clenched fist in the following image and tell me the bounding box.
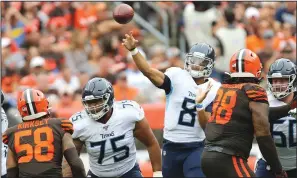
[122,31,138,51]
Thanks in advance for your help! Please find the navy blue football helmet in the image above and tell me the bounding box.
[82,78,114,120]
[184,43,215,78]
[267,58,297,99]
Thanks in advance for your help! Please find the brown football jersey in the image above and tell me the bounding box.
[205,83,268,159]
[2,117,73,177]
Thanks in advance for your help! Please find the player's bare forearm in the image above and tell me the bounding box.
[62,134,84,177]
[197,110,211,130]
[62,156,72,177]
[7,148,19,178]
[147,141,162,172]
[134,118,162,172]
[132,52,165,87]
[250,102,270,136]
[251,101,284,173]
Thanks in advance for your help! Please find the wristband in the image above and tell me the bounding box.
[130,48,139,55]
[196,103,204,111]
[153,171,162,177]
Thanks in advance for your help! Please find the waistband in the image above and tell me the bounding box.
[204,146,247,160]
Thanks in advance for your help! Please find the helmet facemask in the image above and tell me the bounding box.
[184,52,214,78]
[83,93,111,120]
[267,73,296,99]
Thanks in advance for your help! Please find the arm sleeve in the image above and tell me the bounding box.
[156,75,172,95]
[245,84,268,104]
[268,105,291,122]
[205,101,213,113]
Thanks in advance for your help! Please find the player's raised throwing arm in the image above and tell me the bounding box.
[122,32,165,87]
[134,117,162,177]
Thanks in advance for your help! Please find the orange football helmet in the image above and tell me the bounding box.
[229,49,262,79]
[17,89,49,121]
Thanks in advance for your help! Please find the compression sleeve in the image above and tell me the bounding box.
[64,147,86,178]
[7,167,19,178]
[268,104,291,122]
[156,75,172,95]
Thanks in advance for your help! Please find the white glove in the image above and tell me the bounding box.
[153,171,163,177]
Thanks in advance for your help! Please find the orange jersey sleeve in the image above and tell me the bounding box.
[244,84,268,103]
[60,119,74,135]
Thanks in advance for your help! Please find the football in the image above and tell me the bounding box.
[113,4,134,24]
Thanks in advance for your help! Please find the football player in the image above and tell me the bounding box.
[122,32,221,178]
[195,49,287,178]
[2,89,85,178]
[1,90,8,178]
[63,78,162,178]
[255,58,296,178]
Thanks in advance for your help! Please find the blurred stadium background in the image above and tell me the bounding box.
[1,1,296,176]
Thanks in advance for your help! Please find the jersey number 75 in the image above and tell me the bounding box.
[90,134,129,164]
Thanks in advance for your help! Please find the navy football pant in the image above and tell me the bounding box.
[255,158,296,178]
[87,163,142,178]
[162,139,205,178]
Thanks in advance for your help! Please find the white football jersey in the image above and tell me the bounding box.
[1,107,8,176]
[70,100,144,177]
[257,91,296,171]
[163,67,221,143]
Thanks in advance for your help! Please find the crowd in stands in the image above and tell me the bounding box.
[1,2,296,126]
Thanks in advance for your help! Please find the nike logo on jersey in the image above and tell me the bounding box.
[103,125,109,130]
[100,131,115,139]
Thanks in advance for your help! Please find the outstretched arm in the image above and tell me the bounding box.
[134,117,162,176]
[268,94,297,122]
[62,133,85,178]
[7,147,18,178]
[122,32,165,87]
[251,102,286,177]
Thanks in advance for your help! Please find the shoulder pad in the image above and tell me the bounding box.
[117,100,145,119]
[165,67,182,74]
[69,111,85,123]
[244,84,268,103]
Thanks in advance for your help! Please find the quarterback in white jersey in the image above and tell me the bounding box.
[122,33,220,178]
[63,78,162,178]
[255,58,297,178]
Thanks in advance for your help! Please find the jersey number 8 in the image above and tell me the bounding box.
[178,98,196,127]
[14,127,54,163]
